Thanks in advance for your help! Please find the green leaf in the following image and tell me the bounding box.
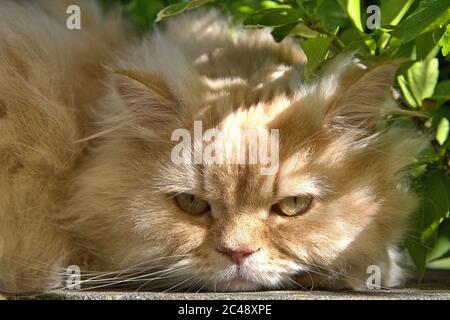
[409,58,439,107]
[398,73,419,108]
[438,24,450,56]
[390,39,415,59]
[407,239,428,279]
[436,117,450,145]
[433,80,450,100]
[243,8,301,28]
[423,7,450,33]
[337,0,363,31]
[376,30,392,52]
[381,0,416,26]
[433,105,450,122]
[427,257,450,269]
[398,58,439,109]
[271,23,298,42]
[427,218,450,263]
[261,1,289,9]
[315,0,350,31]
[285,23,320,39]
[407,170,450,279]
[427,173,450,222]
[364,37,377,55]
[391,0,450,43]
[339,26,375,56]
[156,0,215,22]
[301,36,333,77]
[416,31,441,60]
[156,3,188,22]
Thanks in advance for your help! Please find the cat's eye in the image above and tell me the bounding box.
[175,193,210,215]
[272,196,314,217]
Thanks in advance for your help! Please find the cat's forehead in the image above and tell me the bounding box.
[198,91,296,129]
[193,130,320,206]
[203,163,276,208]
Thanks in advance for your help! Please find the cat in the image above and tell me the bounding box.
[0,0,425,294]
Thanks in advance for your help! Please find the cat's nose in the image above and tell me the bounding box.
[217,246,258,265]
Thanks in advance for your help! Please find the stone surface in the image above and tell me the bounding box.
[7,270,450,300]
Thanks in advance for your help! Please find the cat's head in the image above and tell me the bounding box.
[66,38,423,291]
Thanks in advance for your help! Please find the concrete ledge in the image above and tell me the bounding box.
[10,289,450,300]
[7,270,450,300]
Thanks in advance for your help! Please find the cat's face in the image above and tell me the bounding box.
[67,57,419,291]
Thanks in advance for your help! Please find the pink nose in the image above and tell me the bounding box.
[217,246,257,265]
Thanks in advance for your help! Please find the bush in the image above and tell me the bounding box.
[101,0,450,280]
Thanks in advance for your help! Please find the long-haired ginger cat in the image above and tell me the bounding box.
[0,0,425,294]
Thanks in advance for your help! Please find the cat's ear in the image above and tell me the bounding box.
[111,69,176,111]
[325,62,400,131]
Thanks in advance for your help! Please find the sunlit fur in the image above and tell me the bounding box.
[0,0,425,294]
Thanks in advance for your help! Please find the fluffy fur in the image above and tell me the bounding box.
[0,0,424,294]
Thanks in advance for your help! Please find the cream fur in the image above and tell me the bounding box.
[0,1,424,294]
